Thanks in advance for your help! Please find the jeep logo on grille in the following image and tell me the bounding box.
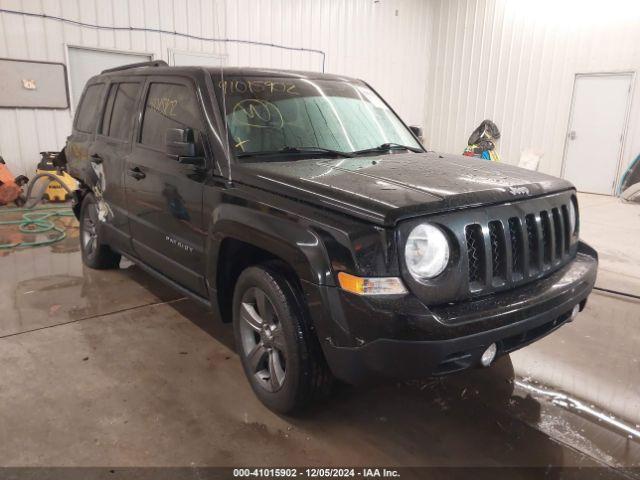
[508,186,530,196]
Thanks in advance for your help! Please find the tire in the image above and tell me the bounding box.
[232,263,333,414]
[79,193,120,269]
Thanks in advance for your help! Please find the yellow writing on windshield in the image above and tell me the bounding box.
[232,99,284,129]
[219,80,298,96]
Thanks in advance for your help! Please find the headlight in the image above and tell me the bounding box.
[404,224,450,280]
[568,198,577,235]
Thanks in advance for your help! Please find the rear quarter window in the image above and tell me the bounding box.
[75,83,105,133]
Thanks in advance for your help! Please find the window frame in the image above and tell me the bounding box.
[98,83,117,137]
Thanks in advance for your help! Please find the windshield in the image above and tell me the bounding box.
[214,76,422,159]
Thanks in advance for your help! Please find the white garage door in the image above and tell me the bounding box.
[171,50,226,67]
[67,46,152,108]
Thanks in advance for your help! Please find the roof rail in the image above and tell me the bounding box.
[101,60,168,74]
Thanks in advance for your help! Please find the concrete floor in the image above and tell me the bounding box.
[578,193,640,297]
[0,195,638,476]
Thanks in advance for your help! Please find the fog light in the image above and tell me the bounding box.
[481,343,497,367]
[570,304,580,320]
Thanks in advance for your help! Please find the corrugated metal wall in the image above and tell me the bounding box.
[424,0,640,177]
[0,0,432,176]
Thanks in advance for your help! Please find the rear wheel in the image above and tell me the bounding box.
[79,193,120,269]
[233,264,332,413]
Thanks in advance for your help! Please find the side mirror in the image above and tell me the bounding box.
[409,125,424,143]
[165,128,200,164]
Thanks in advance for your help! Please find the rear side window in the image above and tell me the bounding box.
[75,84,105,133]
[102,83,141,141]
[140,83,203,149]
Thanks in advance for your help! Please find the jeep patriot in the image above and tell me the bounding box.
[64,61,598,413]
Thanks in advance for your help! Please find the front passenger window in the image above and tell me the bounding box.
[140,83,203,153]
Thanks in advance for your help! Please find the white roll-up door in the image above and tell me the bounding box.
[67,46,152,109]
[171,50,226,67]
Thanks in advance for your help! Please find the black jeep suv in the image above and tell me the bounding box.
[65,61,597,413]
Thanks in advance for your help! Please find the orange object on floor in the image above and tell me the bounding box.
[0,157,28,206]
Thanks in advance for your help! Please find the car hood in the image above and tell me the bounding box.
[238,152,574,226]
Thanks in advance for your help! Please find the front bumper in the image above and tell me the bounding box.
[306,242,597,384]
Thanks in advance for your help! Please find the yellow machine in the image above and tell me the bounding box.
[36,151,77,202]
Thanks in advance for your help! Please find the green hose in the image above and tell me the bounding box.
[0,205,75,249]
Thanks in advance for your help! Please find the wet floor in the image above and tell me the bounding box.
[577,193,640,298]
[0,202,639,477]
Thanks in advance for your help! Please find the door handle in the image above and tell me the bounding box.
[128,167,146,180]
[568,130,577,140]
[90,153,103,164]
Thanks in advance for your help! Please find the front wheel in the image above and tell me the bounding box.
[232,264,332,414]
[79,193,120,269]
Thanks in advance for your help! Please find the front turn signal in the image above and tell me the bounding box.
[337,272,408,296]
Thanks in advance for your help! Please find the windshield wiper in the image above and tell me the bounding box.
[352,143,423,155]
[237,146,354,159]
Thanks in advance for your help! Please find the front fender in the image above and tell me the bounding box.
[205,203,336,290]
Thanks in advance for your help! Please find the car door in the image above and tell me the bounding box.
[89,79,143,255]
[124,76,208,296]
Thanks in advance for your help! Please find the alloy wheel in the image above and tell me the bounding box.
[239,287,287,392]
